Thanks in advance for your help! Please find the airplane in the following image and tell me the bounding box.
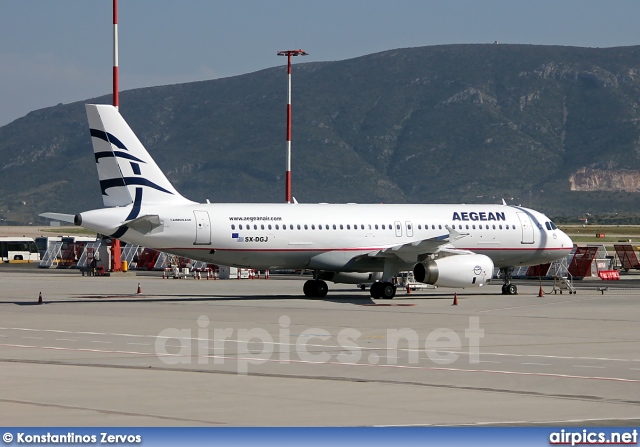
[42,104,574,299]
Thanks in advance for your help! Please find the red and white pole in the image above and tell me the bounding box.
[113,0,119,109]
[277,50,307,203]
[111,0,122,271]
[285,54,292,203]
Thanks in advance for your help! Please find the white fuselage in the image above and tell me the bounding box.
[78,203,573,272]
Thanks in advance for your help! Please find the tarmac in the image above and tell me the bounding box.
[1,264,639,426]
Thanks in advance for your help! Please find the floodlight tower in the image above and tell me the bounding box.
[277,49,307,203]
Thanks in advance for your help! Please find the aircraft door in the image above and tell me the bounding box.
[405,221,413,237]
[516,212,534,244]
[394,221,402,237]
[194,210,211,245]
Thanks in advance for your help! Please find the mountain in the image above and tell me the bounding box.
[3,43,640,224]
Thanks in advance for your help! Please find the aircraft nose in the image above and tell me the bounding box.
[558,230,573,250]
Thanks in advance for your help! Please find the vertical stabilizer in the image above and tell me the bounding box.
[86,104,193,207]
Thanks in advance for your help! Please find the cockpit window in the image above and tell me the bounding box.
[550,221,557,230]
[545,222,552,231]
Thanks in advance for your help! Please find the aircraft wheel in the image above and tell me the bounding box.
[303,280,316,297]
[370,282,383,299]
[501,284,508,295]
[381,282,396,299]
[507,284,518,295]
[303,280,328,298]
[316,280,328,298]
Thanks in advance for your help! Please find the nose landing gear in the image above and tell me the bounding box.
[500,267,518,295]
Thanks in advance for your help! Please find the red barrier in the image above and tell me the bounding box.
[598,270,620,280]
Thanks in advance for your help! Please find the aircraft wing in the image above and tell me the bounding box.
[366,225,471,263]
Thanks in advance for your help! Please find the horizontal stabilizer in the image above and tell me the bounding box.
[124,214,163,235]
[39,212,76,224]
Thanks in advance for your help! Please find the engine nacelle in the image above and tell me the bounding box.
[413,254,494,288]
[317,271,383,285]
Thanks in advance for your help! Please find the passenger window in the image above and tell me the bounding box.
[347,224,351,230]
[438,225,442,230]
[361,224,365,230]
[466,225,469,230]
[333,224,337,230]
[326,225,329,230]
[231,224,236,230]
[290,224,294,230]
[304,224,308,230]
[261,224,264,230]
[375,224,379,230]
[472,225,476,229]
[492,225,496,229]
[268,224,272,230]
[418,225,422,230]
[499,225,503,230]
[382,224,385,230]
[297,224,301,230]
[275,224,279,230]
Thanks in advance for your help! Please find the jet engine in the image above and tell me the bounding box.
[413,254,494,288]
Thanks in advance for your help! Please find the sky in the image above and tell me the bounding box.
[1,0,640,126]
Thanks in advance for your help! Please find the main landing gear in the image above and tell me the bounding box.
[370,281,396,299]
[303,279,328,298]
[500,266,518,295]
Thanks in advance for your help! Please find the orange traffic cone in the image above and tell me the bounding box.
[136,283,142,294]
[38,292,43,304]
[452,293,458,306]
[538,285,544,297]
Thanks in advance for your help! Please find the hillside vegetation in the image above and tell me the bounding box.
[2,44,640,224]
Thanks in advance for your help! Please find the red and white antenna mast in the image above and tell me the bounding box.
[112,0,119,109]
[277,49,307,203]
[110,0,122,272]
